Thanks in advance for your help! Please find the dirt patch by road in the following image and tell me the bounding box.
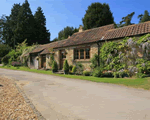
[0,76,38,120]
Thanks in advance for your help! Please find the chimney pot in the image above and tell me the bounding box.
[79,25,83,32]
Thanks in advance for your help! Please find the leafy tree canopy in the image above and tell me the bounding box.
[118,12,135,27]
[34,7,50,44]
[55,26,78,41]
[138,10,150,23]
[82,2,114,30]
[0,44,11,57]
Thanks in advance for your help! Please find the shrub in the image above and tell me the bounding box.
[113,72,119,78]
[93,67,102,77]
[2,55,11,65]
[63,60,69,74]
[52,61,58,72]
[83,71,91,76]
[76,63,84,75]
[72,66,77,74]
[136,73,146,78]
[11,61,22,67]
[69,65,73,71]
[48,54,54,67]
[102,72,113,77]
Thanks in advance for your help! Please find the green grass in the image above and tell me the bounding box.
[0,65,150,90]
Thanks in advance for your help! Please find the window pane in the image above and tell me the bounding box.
[80,49,84,59]
[74,49,79,59]
[86,48,90,59]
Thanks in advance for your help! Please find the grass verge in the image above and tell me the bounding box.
[0,66,150,90]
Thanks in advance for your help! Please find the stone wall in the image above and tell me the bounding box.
[51,43,98,70]
[46,54,50,69]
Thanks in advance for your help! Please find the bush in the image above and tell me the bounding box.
[52,61,58,72]
[93,67,102,77]
[136,73,146,78]
[11,61,22,67]
[72,66,77,74]
[63,60,69,74]
[76,63,84,75]
[113,72,119,78]
[2,55,11,65]
[102,72,113,77]
[69,65,73,71]
[83,71,91,76]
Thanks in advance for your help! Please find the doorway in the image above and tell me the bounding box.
[60,50,66,70]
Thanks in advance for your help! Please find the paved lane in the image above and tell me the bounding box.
[0,68,150,120]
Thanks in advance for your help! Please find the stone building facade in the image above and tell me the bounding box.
[28,21,150,70]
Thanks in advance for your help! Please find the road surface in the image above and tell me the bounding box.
[0,68,150,120]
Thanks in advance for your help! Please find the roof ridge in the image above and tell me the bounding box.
[73,24,114,35]
[107,21,150,32]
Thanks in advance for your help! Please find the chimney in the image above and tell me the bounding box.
[79,25,83,32]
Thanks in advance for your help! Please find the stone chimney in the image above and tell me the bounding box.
[79,25,83,32]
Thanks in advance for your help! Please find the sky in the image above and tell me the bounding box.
[0,0,150,41]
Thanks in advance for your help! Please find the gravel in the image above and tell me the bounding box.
[0,76,38,120]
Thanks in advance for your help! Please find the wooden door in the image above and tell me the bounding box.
[60,50,66,70]
[41,55,46,68]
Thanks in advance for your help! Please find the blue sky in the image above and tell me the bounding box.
[0,0,150,41]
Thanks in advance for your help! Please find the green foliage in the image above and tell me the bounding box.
[102,72,113,77]
[90,54,99,69]
[34,7,50,44]
[75,63,84,75]
[69,65,73,71]
[118,12,135,27]
[57,26,78,41]
[72,66,77,74]
[1,0,50,47]
[93,67,102,77]
[63,60,69,74]
[83,71,91,76]
[136,34,150,45]
[48,54,54,67]
[113,72,119,78]
[138,10,150,23]
[0,44,11,57]
[89,34,150,77]
[82,2,114,30]
[52,61,58,72]
[136,59,150,74]
[1,55,11,65]
[136,73,146,78]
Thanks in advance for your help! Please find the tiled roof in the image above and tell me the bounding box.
[103,21,150,40]
[54,24,115,48]
[30,43,51,53]
[30,21,150,54]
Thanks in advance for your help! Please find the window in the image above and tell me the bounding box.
[86,48,90,59]
[80,49,84,59]
[74,47,90,60]
[74,49,79,59]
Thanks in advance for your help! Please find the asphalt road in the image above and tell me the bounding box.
[0,68,150,120]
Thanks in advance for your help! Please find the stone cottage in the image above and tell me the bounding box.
[28,21,150,70]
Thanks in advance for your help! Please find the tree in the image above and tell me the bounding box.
[58,26,78,40]
[34,7,50,44]
[138,10,150,23]
[82,2,114,30]
[0,44,11,58]
[118,12,135,27]
[14,0,36,46]
[52,37,58,42]
[2,4,21,47]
